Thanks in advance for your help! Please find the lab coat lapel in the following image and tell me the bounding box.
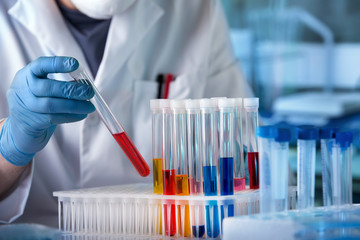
[8,0,91,76]
[94,0,164,89]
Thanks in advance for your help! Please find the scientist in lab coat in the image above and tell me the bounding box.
[0,0,253,227]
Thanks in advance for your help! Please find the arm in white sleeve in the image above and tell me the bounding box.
[204,0,254,98]
[0,161,33,223]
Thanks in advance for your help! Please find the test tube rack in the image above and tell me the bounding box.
[54,184,297,239]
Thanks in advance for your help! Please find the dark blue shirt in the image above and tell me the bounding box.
[57,1,111,78]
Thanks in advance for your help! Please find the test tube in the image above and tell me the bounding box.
[150,100,163,194]
[334,132,353,205]
[272,128,291,212]
[200,98,220,238]
[69,66,150,177]
[161,100,176,236]
[244,98,259,190]
[257,126,276,214]
[233,98,245,192]
[185,99,205,238]
[320,128,338,206]
[218,98,235,196]
[296,126,319,210]
[170,99,190,237]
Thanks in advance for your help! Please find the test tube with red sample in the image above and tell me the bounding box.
[69,66,150,177]
[233,98,246,192]
[170,99,191,237]
[161,100,177,236]
[244,98,259,190]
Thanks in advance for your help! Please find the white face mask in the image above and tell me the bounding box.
[70,0,136,19]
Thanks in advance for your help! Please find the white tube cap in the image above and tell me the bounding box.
[185,99,201,109]
[200,98,217,108]
[158,99,170,108]
[150,99,161,110]
[170,99,187,109]
[243,98,259,108]
[233,98,243,107]
[218,98,235,108]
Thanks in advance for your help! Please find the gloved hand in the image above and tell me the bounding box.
[0,56,95,166]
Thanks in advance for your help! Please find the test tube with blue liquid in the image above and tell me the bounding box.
[200,98,220,238]
[320,128,338,206]
[257,126,276,214]
[69,66,150,177]
[161,100,176,236]
[296,126,319,209]
[185,99,205,238]
[234,98,245,192]
[170,99,191,237]
[244,98,259,189]
[272,128,291,212]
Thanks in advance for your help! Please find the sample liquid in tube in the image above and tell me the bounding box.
[192,225,205,238]
[220,157,234,195]
[234,177,246,191]
[248,152,259,189]
[153,158,163,194]
[112,132,150,177]
[163,169,176,236]
[203,166,218,195]
[175,175,191,237]
[189,178,203,194]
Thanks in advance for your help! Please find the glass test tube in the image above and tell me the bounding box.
[161,100,176,236]
[272,128,291,212]
[320,128,338,206]
[200,99,220,238]
[150,100,164,194]
[185,99,205,238]
[257,126,276,214]
[171,100,190,237]
[233,98,245,192]
[334,132,353,205]
[218,98,235,196]
[296,126,319,210]
[244,98,259,190]
[69,66,150,177]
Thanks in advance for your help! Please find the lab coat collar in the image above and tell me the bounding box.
[8,0,164,86]
[94,0,164,87]
[8,0,91,76]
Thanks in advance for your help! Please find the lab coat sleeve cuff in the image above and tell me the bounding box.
[0,161,33,223]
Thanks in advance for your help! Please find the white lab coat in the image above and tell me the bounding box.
[0,0,253,227]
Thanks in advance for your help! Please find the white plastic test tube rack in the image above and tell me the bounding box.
[54,184,297,239]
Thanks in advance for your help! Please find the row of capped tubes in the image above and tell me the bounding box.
[150,97,260,198]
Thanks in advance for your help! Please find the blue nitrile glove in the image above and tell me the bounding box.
[0,56,95,166]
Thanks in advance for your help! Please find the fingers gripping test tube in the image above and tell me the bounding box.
[244,98,259,190]
[170,100,191,237]
[296,126,319,210]
[69,66,150,177]
[234,98,245,192]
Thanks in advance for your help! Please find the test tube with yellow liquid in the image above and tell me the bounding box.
[170,100,191,237]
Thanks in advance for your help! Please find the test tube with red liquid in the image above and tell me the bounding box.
[161,100,176,236]
[233,98,246,192]
[69,66,150,177]
[244,98,259,190]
